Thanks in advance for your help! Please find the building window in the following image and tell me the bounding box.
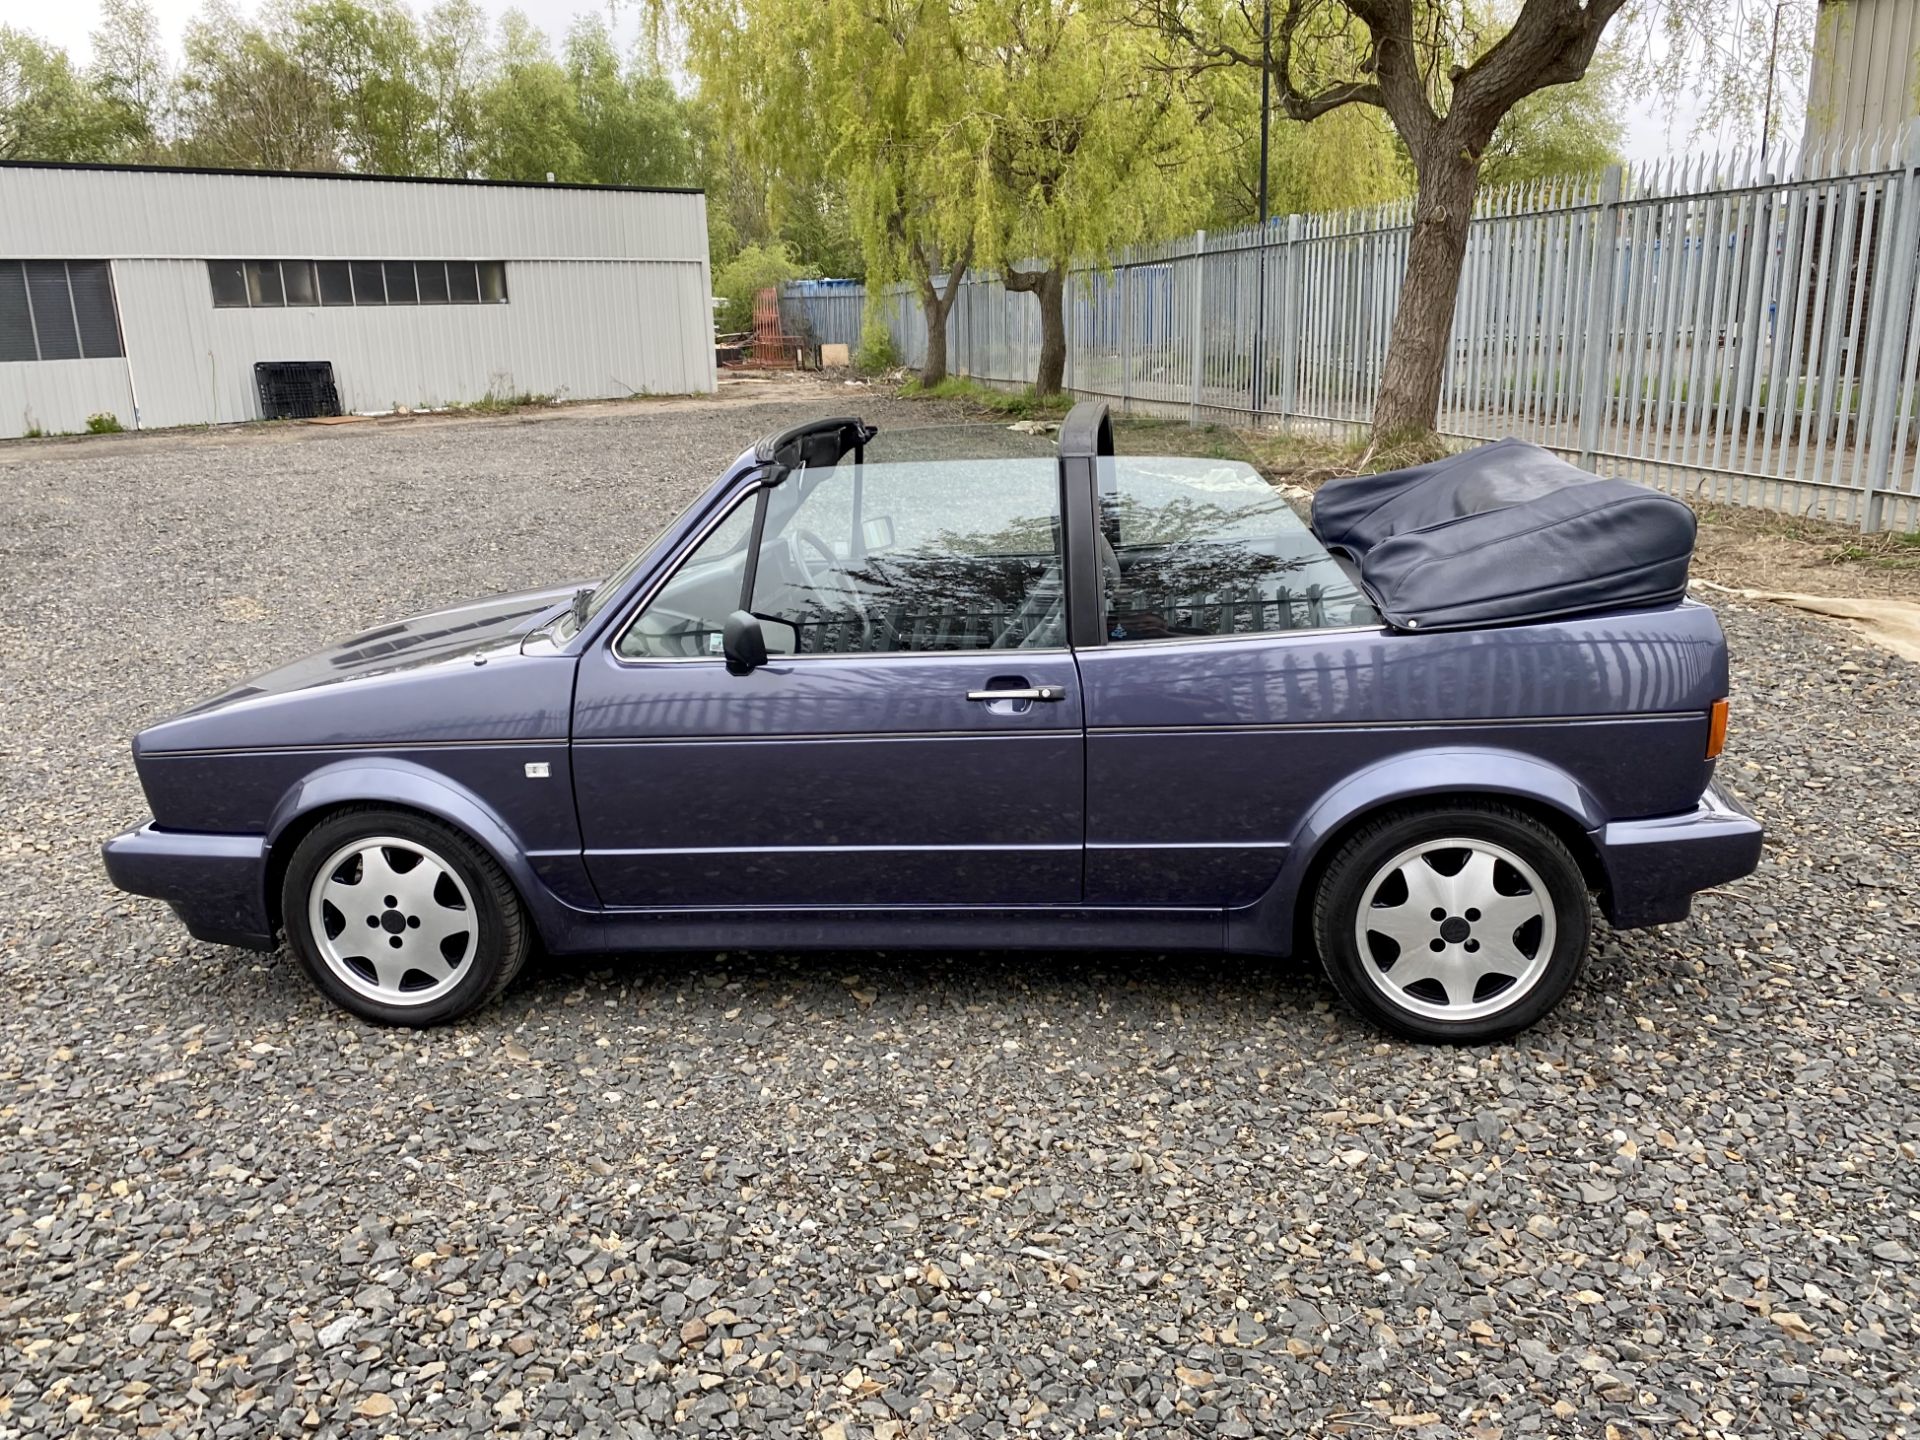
[317,262,353,306]
[209,260,510,309]
[0,260,124,363]
[349,261,386,305]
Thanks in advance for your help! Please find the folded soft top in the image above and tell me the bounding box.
[1309,439,1697,632]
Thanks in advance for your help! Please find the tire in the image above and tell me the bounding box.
[1311,802,1591,1043]
[281,806,530,1026]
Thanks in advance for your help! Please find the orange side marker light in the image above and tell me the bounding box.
[1706,698,1729,760]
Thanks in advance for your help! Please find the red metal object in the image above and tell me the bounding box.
[749,287,801,368]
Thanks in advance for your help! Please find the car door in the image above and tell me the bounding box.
[1071,453,1385,906]
[571,454,1085,909]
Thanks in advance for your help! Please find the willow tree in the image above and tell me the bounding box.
[952,0,1217,395]
[1145,0,1633,438]
[674,0,978,383]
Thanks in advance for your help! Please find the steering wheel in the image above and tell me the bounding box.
[787,527,870,633]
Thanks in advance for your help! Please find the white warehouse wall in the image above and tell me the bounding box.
[0,163,715,438]
[0,359,135,436]
[114,257,713,427]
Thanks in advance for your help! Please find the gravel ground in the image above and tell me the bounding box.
[1,379,1916,1438]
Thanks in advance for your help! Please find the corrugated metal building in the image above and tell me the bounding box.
[1804,0,1920,152]
[0,162,714,438]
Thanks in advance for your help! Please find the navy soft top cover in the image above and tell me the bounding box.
[1309,439,1696,631]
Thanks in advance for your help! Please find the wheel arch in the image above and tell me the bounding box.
[1226,748,1609,957]
[262,761,543,938]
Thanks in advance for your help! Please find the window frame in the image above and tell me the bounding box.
[609,460,1079,667]
[1,259,125,363]
[207,259,511,309]
[611,484,772,665]
[1085,455,1383,650]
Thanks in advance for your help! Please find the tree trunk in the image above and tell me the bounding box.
[914,247,970,387]
[1005,264,1068,397]
[922,302,951,386]
[1371,149,1480,440]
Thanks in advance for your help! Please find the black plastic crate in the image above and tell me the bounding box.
[254,360,342,421]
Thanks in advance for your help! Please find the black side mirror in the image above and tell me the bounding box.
[723,611,797,673]
[723,610,767,673]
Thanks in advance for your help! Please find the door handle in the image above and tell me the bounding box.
[967,685,1067,702]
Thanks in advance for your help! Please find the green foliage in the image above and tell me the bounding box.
[564,16,693,188]
[1480,50,1626,187]
[473,12,584,181]
[711,242,816,334]
[856,311,899,374]
[291,0,438,175]
[449,387,554,413]
[1,24,149,160]
[2,0,708,192]
[85,412,125,433]
[175,3,342,169]
[899,377,1072,421]
[954,0,1218,280]
[89,0,170,160]
[674,0,934,285]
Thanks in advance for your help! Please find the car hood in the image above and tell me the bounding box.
[135,582,592,754]
[201,582,585,707]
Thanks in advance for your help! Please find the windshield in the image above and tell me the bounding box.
[550,422,1062,643]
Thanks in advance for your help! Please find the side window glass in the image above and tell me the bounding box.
[748,460,1064,654]
[1097,458,1380,640]
[617,496,759,659]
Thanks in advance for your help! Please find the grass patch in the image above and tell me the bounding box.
[898,376,1073,421]
[85,412,124,434]
[447,390,555,416]
[1825,531,1920,570]
[1693,500,1920,571]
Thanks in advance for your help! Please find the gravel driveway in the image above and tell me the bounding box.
[2,381,1916,1438]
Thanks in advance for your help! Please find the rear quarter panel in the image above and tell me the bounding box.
[1078,600,1727,912]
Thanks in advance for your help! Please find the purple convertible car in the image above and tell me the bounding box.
[103,403,1760,1041]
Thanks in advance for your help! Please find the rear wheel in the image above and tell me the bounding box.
[281,807,530,1026]
[1312,804,1591,1043]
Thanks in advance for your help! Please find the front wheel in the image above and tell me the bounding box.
[281,807,530,1026]
[1312,803,1591,1043]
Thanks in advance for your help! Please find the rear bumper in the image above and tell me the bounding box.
[101,823,277,951]
[1594,782,1763,929]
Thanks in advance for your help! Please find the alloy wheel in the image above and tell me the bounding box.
[1352,837,1556,1023]
[307,835,477,1007]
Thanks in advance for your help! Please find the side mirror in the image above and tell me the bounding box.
[723,611,797,672]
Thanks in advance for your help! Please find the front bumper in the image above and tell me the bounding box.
[1594,782,1763,929]
[101,823,277,951]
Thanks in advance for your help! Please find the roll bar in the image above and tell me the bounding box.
[1056,401,1110,647]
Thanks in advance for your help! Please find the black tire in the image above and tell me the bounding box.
[281,806,530,1027]
[1311,802,1591,1043]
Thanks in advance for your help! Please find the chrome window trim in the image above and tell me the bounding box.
[1083,622,1385,650]
[605,644,1075,671]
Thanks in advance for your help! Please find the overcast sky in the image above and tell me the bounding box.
[23,0,1746,167]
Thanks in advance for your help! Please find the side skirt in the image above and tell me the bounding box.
[543,905,1225,956]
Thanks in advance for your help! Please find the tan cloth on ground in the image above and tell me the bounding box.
[1694,580,1920,664]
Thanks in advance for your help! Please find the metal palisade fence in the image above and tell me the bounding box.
[789,122,1920,532]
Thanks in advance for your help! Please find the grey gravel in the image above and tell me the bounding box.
[1,377,1917,1437]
